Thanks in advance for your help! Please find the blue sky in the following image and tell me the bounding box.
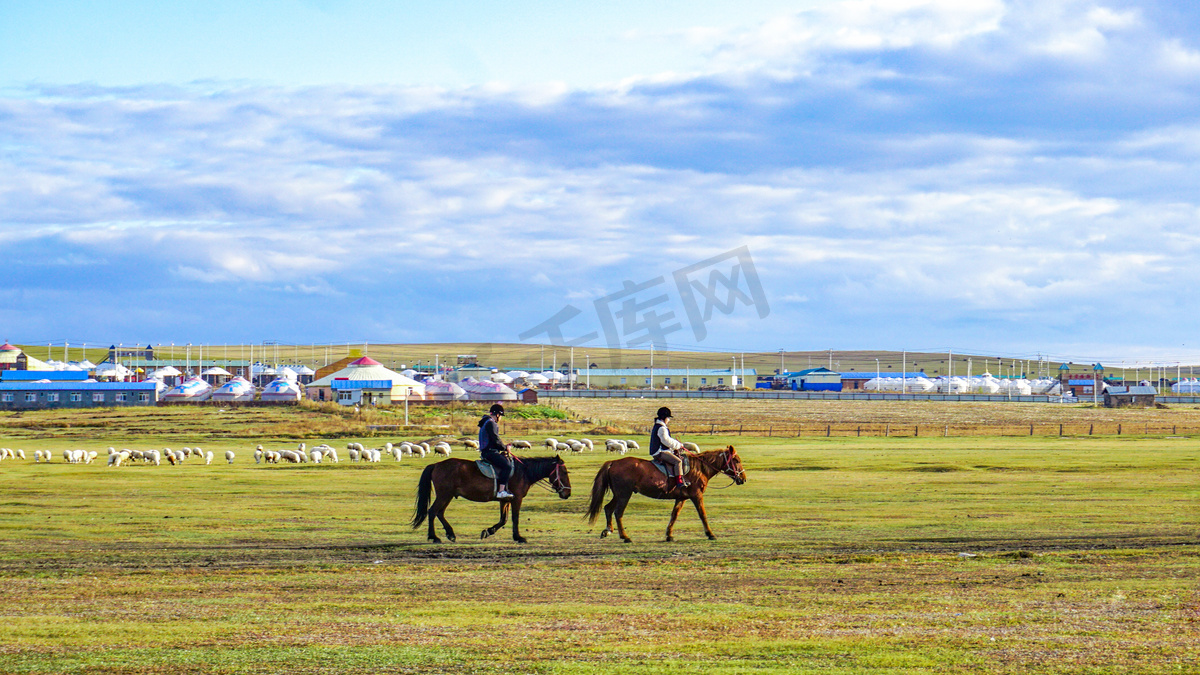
[3,0,1200,364]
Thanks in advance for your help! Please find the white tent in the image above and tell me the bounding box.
[277,366,299,382]
[296,365,316,375]
[490,372,514,384]
[424,380,469,401]
[200,366,231,377]
[261,377,302,402]
[212,376,255,402]
[525,373,550,384]
[460,379,518,401]
[152,366,184,378]
[162,376,213,402]
[95,362,133,379]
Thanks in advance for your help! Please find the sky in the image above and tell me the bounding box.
[3,0,1200,364]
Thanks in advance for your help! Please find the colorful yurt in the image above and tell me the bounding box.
[212,376,255,402]
[460,378,518,401]
[306,356,424,405]
[424,379,469,402]
[162,376,213,403]
[260,377,302,402]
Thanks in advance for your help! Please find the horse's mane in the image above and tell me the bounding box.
[690,447,732,472]
[515,454,561,480]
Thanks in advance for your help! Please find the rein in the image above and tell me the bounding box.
[696,449,743,489]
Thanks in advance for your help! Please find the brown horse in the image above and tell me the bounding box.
[586,446,746,542]
[411,455,571,543]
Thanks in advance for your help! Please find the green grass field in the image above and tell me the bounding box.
[0,426,1197,673]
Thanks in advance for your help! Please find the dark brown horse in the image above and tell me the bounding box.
[586,446,746,542]
[411,455,571,543]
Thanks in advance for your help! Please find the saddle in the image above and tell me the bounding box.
[475,460,499,497]
[650,454,690,479]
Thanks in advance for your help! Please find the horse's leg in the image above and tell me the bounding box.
[691,494,716,540]
[601,493,618,538]
[431,493,456,543]
[482,501,510,539]
[665,499,686,542]
[612,489,634,543]
[510,497,526,543]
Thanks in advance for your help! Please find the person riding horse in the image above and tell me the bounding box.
[478,403,514,499]
[650,406,689,490]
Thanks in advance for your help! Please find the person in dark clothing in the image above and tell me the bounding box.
[649,406,688,490]
[478,403,514,499]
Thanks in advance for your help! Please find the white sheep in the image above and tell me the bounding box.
[72,449,86,464]
[682,442,701,453]
[108,452,122,467]
[324,448,340,463]
[148,449,162,466]
[204,451,214,465]
[86,451,98,464]
[34,450,44,463]
[434,443,452,457]
[62,450,72,463]
[626,440,640,450]
[280,450,300,463]
[309,449,323,463]
[544,437,558,449]
[581,438,594,451]
[182,447,192,457]
[463,439,479,450]
[606,439,627,454]
[254,448,263,464]
[419,442,431,456]
[347,448,360,462]
[567,440,584,452]
[510,440,532,449]
[554,442,571,454]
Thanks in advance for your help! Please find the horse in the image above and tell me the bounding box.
[585,446,746,542]
[411,454,571,543]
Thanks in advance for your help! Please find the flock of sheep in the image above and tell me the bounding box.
[0,436,704,469]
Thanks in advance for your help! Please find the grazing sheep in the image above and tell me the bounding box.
[625,440,640,450]
[510,440,532,449]
[544,437,558,449]
[182,447,192,457]
[419,442,431,456]
[129,450,144,461]
[348,448,360,462]
[554,442,571,454]
[71,449,86,464]
[34,450,44,463]
[61,450,72,463]
[682,442,700,453]
[280,450,300,463]
[166,452,177,465]
[86,451,98,464]
[254,447,264,464]
[434,442,452,457]
[324,448,339,463]
[298,442,306,455]
[605,439,628,454]
[147,449,162,466]
[580,438,594,451]
[108,452,122,467]
[204,451,214,465]
[567,440,584,452]
[463,439,479,450]
[309,449,323,463]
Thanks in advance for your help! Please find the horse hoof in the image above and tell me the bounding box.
[429,538,441,544]
[514,537,527,544]
[707,534,717,541]
[621,537,632,543]
[480,529,490,540]
[447,535,456,543]
[600,529,610,539]
[665,536,674,542]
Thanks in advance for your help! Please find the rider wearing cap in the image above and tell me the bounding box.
[649,406,688,490]
[478,403,514,499]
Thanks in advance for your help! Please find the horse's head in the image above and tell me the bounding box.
[722,446,747,485]
[551,455,572,499]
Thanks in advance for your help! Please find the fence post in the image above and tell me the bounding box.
[768,426,772,437]
[1059,423,1063,437]
[1118,424,1121,435]
[885,424,890,438]
[944,425,948,437]
[826,424,831,437]
[739,424,743,436]
[710,424,715,435]
[914,425,919,437]
[1030,424,1034,436]
[857,426,861,437]
[1089,424,1093,435]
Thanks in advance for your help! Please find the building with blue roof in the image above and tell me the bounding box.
[0,381,159,410]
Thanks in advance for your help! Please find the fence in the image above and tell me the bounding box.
[657,422,1200,438]
[540,389,1060,402]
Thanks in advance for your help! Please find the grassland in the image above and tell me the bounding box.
[0,405,1197,673]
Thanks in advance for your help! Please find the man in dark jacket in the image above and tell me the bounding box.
[478,403,514,499]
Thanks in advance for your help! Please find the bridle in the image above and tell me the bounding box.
[717,449,745,482]
[531,459,570,495]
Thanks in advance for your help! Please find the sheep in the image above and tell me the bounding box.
[419,442,431,456]
[265,451,279,464]
[434,442,452,457]
[166,452,177,465]
[682,442,701,453]
[195,447,205,460]
[324,448,339,463]
[309,449,323,463]
[580,438,594,451]
[129,450,144,462]
[147,449,162,466]
[254,447,264,464]
[625,440,640,450]
[463,439,479,450]
[544,437,558,449]
[510,440,532,449]
[86,451,98,464]
[71,449,86,464]
[554,442,571,454]
[34,450,44,463]
[347,447,360,462]
[204,451,214,465]
[605,439,627,453]
[62,450,72,463]
[567,440,584,453]
[298,442,306,455]
[279,450,300,463]
[108,452,123,467]
[182,447,192,457]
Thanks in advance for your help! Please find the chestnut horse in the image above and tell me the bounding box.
[411,455,571,543]
[586,446,746,542]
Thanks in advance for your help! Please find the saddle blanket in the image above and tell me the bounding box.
[650,454,690,477]
[476,460,499,497]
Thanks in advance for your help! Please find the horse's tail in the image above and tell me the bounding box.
[585,460,613,524]
[411,463,436,529]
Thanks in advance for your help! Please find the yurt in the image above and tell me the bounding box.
[212,376,255,402]
[162,376,213,403]
[261,377,302,402]
[307,356,425,405]
[461,379,518,401]
[423,379,469,401]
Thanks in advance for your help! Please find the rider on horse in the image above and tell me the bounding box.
[478,403,514,499]
[650,406,689,490]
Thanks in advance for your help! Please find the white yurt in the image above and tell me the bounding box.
[162,376,214,403]
[490,371,514,384]
[261,377,302,402]
[212,376,255,402]
[461,379,518,401]
[423,379,469,401]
